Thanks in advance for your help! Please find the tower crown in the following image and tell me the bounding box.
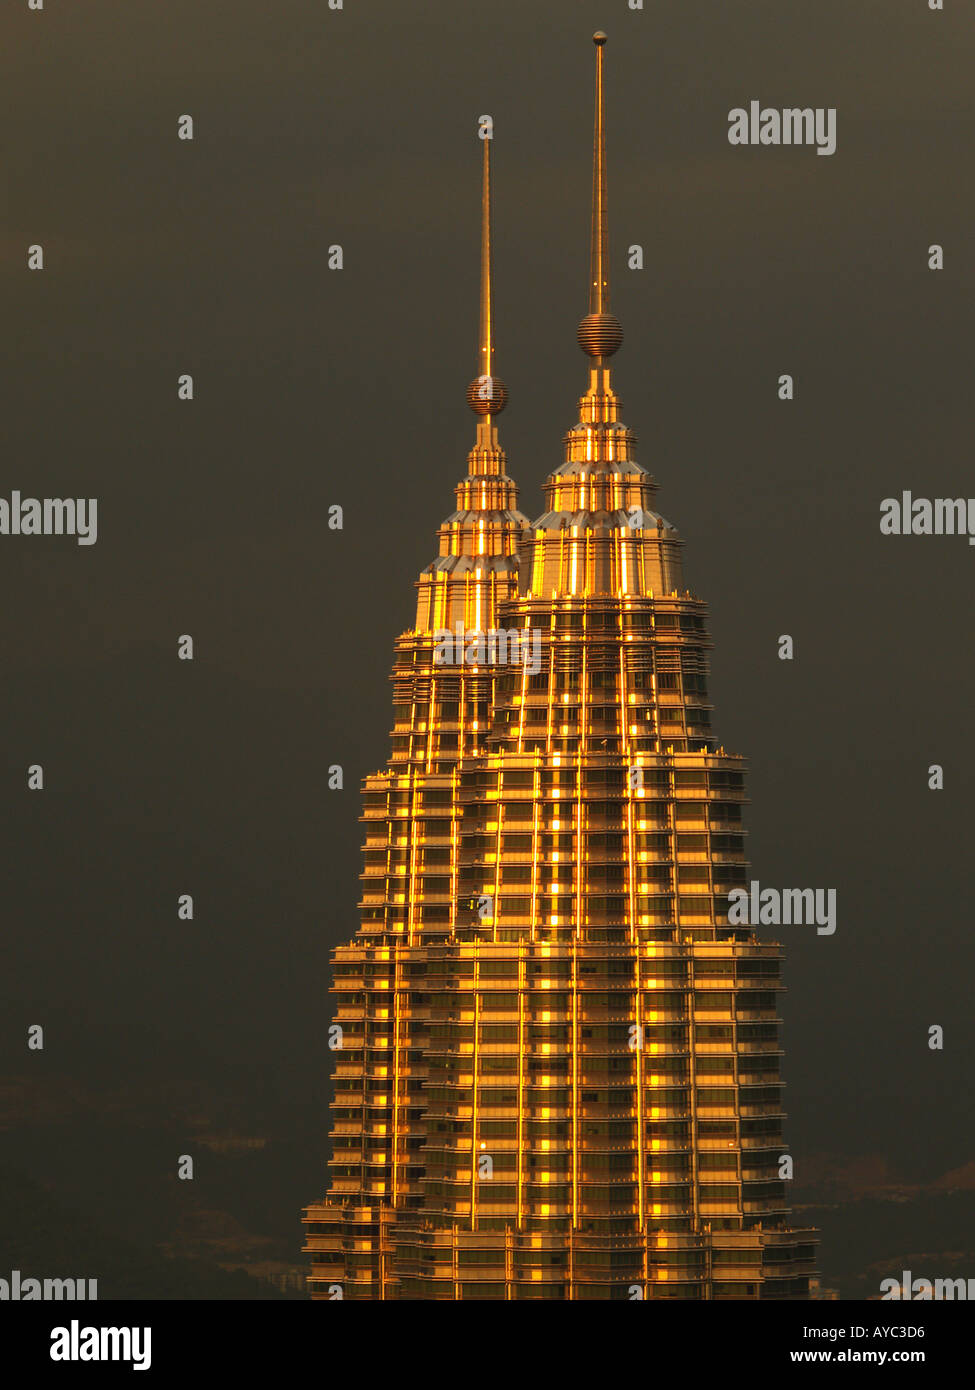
[520,33,679,600]
[414,123,528,636]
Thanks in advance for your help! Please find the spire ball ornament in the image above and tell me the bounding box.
[577,312,623,358]
[593,31,607,45]
[467,373,508,415]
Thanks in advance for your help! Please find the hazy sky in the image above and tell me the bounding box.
[2,0,973,1247]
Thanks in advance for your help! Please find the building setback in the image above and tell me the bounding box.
[303,33,819,1300]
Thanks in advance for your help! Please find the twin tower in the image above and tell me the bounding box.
[302,34,819,1300]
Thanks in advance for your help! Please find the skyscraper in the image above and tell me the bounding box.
[303,33,818,1300]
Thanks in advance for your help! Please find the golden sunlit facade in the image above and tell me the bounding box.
[303,34,818,1300]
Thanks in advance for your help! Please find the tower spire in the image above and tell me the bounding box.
[590,30,608,318]
[467,125,507,446]
[479,131,494,383]
[577,33,623,371]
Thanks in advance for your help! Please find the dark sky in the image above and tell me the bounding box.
[2,0,973,1277]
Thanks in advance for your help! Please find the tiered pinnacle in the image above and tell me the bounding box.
[303,35,818,1299]
[415,130,525,649]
